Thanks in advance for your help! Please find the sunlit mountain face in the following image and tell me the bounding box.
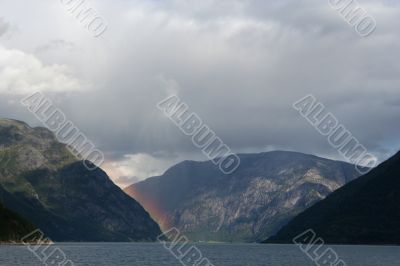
[0,119,162,242]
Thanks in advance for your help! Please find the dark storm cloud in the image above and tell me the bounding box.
[1,0,400,176]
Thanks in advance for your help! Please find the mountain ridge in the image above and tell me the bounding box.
[0,118,162,242]
[125,150,364,242]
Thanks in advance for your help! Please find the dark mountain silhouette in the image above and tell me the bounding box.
[267,151,400,245]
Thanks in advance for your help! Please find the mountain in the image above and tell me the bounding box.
[0,119,162,242]
[124,151,363,242]
[266,151,400,245]
[0,200,37,243]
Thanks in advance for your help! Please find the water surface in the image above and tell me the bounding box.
[0,243,398,265]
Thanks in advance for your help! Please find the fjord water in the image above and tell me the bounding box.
[0,243,399,266]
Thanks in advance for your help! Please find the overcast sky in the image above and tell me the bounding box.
[0,0,399,187]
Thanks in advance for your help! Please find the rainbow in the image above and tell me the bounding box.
[126,185,172,231]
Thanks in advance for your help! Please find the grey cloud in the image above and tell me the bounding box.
[1,0,400,169]
[113,176,141,188]
[35,39,76,54]
[0,18,10,37]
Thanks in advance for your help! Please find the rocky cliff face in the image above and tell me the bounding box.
[267,151,400,245]
[125,151,363,242]
[0,119,162,242]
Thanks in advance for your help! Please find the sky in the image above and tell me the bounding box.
[0,0,399,187]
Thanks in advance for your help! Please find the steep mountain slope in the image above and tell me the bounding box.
[0,119,162,241]
[0,200,37,243]
[125,151,362,242]
[266,151,400,245]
